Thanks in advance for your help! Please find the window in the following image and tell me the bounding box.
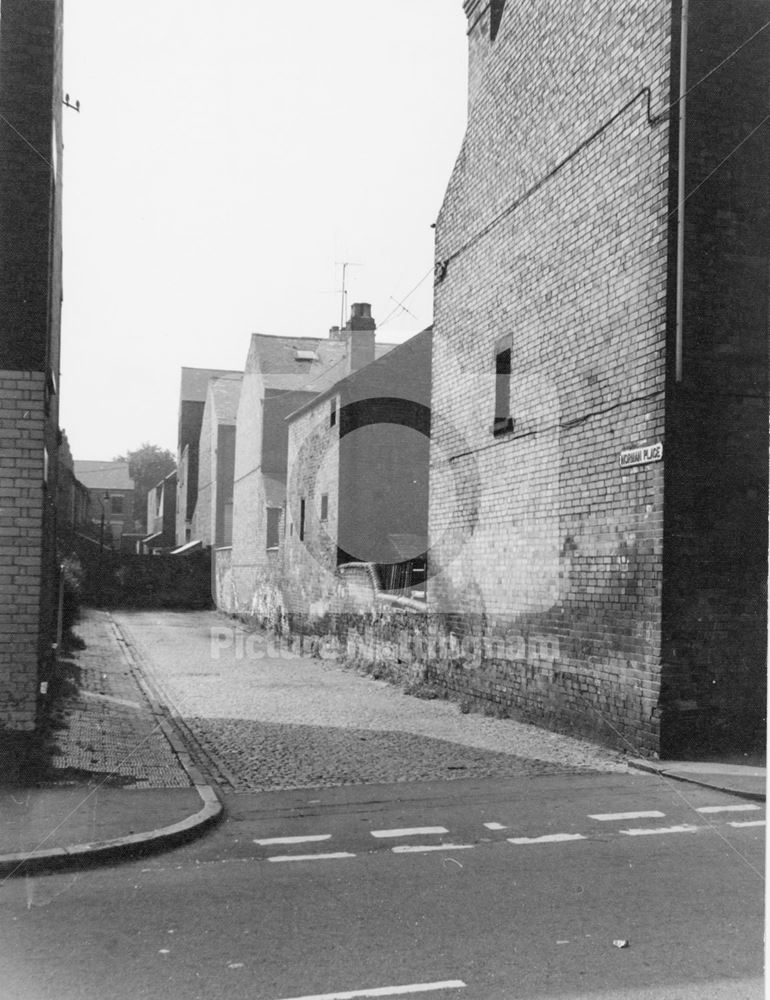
[330,399,337,427]
[493,336,514,435]
[266,507,281,549]
[490,0,506,41]
[299,498,306,541]
[111,494,124,514]
[320,494,328,521]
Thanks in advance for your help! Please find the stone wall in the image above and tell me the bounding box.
[283,392,341,616]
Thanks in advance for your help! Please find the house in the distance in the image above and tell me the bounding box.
[175,366,242,547]
[190,374,242,548]
[217,304,394,616]
[143,470,178,554]
[283,326,432,613]
[74,461,136,550]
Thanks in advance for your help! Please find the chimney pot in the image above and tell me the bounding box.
[344,303,377,373]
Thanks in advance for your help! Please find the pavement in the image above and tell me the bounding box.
[0,609,222,877]
[0,608,764,876]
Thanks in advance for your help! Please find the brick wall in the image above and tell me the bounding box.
[0,0,63,731]
[661,0,769,752]
[0,372,47,729]
[429,0,673,754]
[0,0,62,373]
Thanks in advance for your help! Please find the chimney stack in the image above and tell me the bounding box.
[343,302,376,374]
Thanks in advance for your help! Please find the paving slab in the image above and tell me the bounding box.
[0,609,222,876]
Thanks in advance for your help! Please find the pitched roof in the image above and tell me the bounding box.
[73,460,134,491]
[242,333,395,392]
[287,327,432,420]
[180,367,242,403]
[297,342,395,397]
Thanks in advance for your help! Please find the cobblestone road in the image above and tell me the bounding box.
[113,610,629,793]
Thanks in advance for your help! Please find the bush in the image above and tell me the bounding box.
[60,554,84,633]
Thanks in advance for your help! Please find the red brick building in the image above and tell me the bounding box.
[0,0,64,729]
[426,0,768,755]
[74,461,136,549]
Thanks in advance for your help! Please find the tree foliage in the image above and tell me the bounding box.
[114,443,176,533]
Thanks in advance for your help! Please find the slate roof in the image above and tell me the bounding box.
[244,334,395,393]
[73,461,134,491]
[287,327,432,420]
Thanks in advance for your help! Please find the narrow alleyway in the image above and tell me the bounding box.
[112,609,628,792]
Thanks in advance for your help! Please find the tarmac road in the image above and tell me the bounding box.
[0,770,764,1000]
[0,609,761,1000]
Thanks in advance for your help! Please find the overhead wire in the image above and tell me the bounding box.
[435,17,770,275]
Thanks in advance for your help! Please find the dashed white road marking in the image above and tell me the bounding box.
[255,835,332,846]
[391,844,474,854]
[272,980,467,1000]
[696,804,762,814]
[483,822,507,831]
[507,833,585,845]
[589,811,665,821]
[728,820,766,829]
[370,827,449,839]
[267,853,355,863]
[621,824,700,836]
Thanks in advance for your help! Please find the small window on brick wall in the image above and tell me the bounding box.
[299,498,306,541]
[111,494,124,514]
[266,507,280,549]
[493,335,514,435]
[320,494,328,521]
[490,0,506,41]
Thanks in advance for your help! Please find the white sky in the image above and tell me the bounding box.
[59,1,468,459]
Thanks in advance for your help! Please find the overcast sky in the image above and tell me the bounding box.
[59,1,468,460]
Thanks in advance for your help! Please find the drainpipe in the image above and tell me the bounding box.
[675,0,689,383]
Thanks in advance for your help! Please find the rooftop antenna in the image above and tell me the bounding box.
[335,261,361,330]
